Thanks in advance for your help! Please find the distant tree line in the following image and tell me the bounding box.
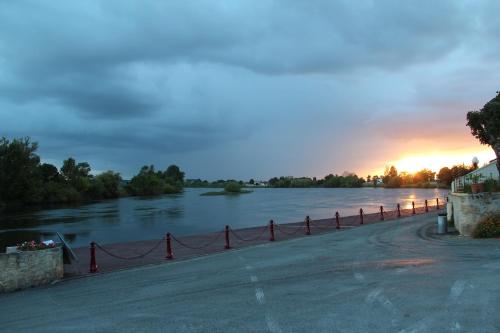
[268,173,365,188]
[184,179,245,188]
[0,137,184,212]
[372,164,474,188]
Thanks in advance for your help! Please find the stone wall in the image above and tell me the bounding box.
[0,247,63,293]
[448,192,500,236]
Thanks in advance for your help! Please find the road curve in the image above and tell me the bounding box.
[1,213,499,332]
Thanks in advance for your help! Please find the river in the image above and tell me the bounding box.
[0,187,449,249]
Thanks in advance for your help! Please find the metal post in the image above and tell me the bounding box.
[412,201,416,215]
[397,203,401,218]
[165,233,173,260]
[425,199,428,212]
[335,211,340,229]
[305,216,311,235]
[380,206,384,221]
[436,198,440,209]
[89,242,98,273]
[359,208,364,225]
[224,225,231,249]
[269,220,275,241]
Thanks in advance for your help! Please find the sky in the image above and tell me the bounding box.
[0,0,498,180]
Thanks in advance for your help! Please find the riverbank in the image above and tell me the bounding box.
[67,203,440,275]
[0,188,449,250]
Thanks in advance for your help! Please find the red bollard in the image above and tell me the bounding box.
[412,201,416,214]
[89,241,98,273]
[425,199,429,212]
[165,233,173,260]
[380,206,384,221]
[397,203,401,218]
[224,225,231,249]
[335,211,340,229]
[359,208,364,225]
[269,220,275,241]
[436,198,440,209]
[305,216,311,235]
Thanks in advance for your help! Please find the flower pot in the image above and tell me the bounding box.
[471,183,485,194]
[5,246,18,254]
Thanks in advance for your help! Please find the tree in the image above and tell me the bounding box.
[165,165,184,183]
[127,164,183,196]
[399,171,413,185]
[383,165,398,184]
[413,169,436,183]
[92,171,122,199]
[366,175,371,183]
[0,137,42,205]
[450,164,471,180]
[249,178,255,185]
[437,167,453,185]
[224,182,242,193]
[39,163,60,183]
[60,157,92,194]
[467,91,500,175]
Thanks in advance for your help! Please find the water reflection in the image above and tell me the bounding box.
[0,188,448,248]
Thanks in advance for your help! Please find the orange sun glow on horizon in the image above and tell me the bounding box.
[374,148,496,176]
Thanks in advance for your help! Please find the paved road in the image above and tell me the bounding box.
[1,213,500,332]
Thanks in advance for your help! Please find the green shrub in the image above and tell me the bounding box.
[224,182,242,193]
[463,184,472,194]
[473,213,500,238]
[164,183,181,194]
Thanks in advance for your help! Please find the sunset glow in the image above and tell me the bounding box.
[388,149,495,175]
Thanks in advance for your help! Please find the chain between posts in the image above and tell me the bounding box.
[309,219,333,230]
[94,237,164,260]
[229,226,268,242]
[274,223,304,236]
[170,231,224,250]
[89,196,444,272]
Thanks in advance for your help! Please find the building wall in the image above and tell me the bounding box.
[0,247,63,293]
[448,192,500,236]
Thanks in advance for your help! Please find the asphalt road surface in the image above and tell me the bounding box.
[1,213,499,332]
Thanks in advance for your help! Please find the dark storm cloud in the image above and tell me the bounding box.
[0,0,499,178]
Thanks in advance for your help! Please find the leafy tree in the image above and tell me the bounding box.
[60,157,92,194]
[450,164,472,180]
[92,171,122,199]
[399,172,414,185]
[467,92,500,175]
[165,165,185,183]
[437,167,453,185]
[39,163,61,183]
[127,165,164,196]
[127,164,183,196]
[383,165,399,185]
[0,137,42,205]
[249,178,255,185]
[413,169,436,183]
[224,182,242,193]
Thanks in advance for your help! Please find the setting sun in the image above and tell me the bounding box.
[389,149,495,175]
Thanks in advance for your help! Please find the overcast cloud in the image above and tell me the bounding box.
[1,0,499,179]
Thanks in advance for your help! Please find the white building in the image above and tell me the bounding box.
[451,159,499,192]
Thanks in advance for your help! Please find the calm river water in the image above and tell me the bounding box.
[0,187,448,249]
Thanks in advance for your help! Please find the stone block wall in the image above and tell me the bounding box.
[0,247,63,293]
[448,192,500,236]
